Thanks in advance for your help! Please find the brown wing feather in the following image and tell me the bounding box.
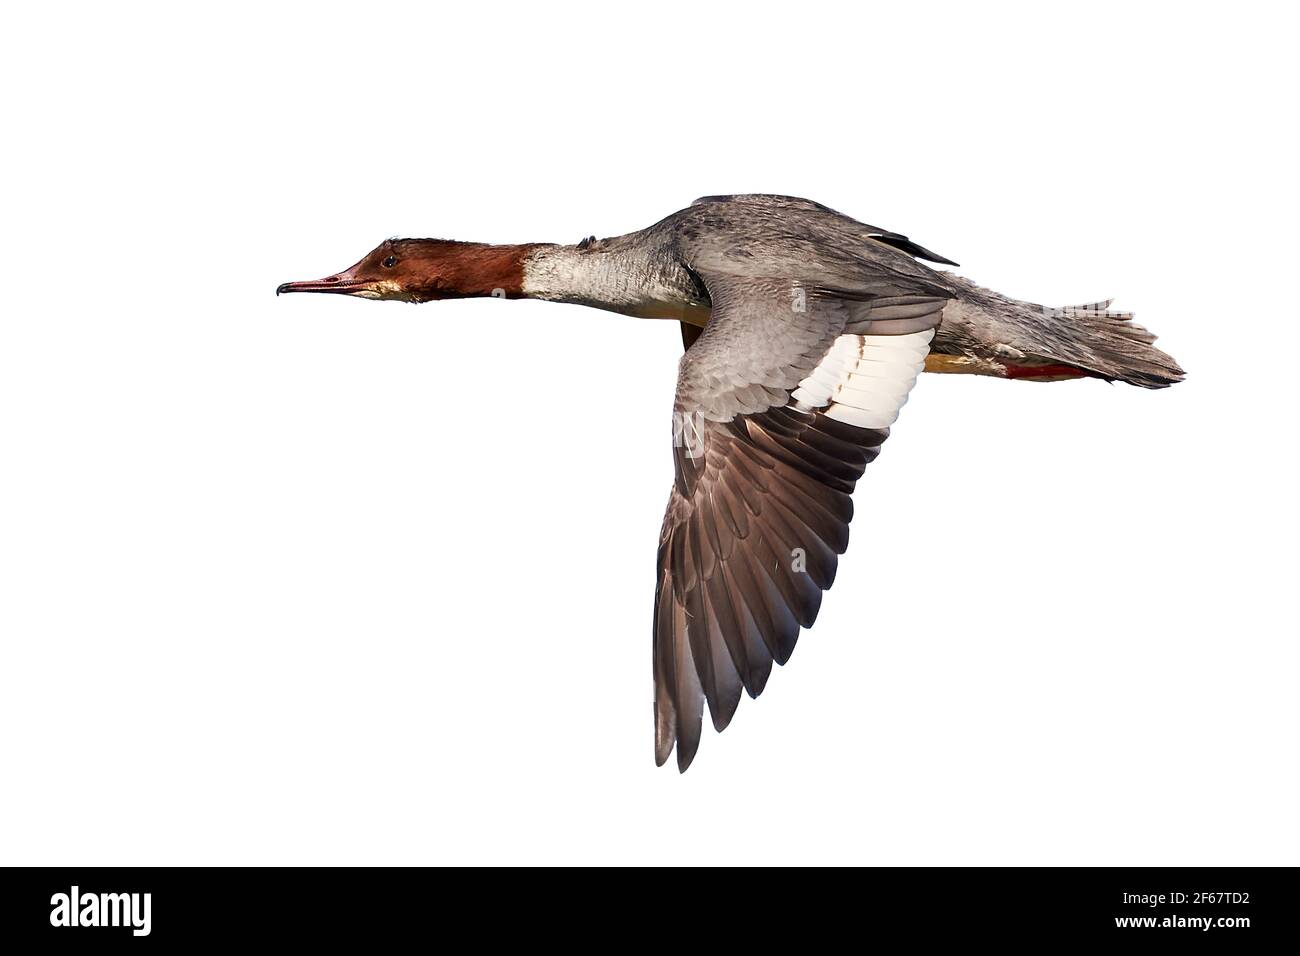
[654,408,890,770]
[653,260,944,771]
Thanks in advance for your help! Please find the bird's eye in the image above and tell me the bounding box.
[382,255,397,268]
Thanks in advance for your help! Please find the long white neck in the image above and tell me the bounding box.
[521,244,708,321]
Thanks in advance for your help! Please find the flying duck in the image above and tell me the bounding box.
[278,194,1183,771]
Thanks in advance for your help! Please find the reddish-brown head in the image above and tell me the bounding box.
[277,239,538,303]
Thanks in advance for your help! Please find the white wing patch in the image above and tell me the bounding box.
[790,329,934,429]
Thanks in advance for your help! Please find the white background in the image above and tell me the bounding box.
[2,2,1295,865]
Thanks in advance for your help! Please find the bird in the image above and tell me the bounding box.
[278,194,1183,772]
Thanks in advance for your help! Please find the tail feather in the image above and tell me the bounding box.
[1055,300,1184,388]
[937,275,1185,389]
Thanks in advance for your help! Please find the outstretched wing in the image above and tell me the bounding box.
[655,270,947,770]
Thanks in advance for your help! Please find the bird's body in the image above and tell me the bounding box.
[516,194,1182,387]
[278,194,1183,771]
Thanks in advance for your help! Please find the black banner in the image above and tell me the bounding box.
[1,867,1293,945]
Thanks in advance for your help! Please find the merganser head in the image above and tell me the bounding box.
[277,238,537,303]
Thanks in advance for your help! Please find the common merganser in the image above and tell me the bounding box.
[278,194,1183,772]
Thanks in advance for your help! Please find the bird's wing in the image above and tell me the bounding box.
[689,193,959,266]
[655,269,948,770]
